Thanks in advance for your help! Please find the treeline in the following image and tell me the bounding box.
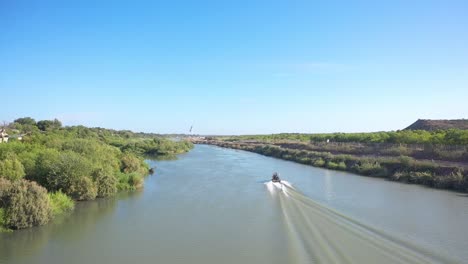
[205,141,468,192]
[228,129,468,145]
[0,117,193,231]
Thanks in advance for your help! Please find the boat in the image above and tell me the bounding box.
[271,172,281,183]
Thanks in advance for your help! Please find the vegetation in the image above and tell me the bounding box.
[0,117,193,230]
[0,179,52,229]
[205,141,468,192]
[48,191,74,217]
[224,129,468,145]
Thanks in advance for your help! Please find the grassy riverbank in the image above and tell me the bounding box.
[200,138,468,192]
[0,117,193,231]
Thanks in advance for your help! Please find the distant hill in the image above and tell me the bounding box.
[405,119,468,131]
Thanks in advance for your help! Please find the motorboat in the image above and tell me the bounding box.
[271,172,281,183]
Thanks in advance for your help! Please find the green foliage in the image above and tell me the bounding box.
[337,161,347,170]
[121,153,148,175]
[43,151,93,193]
[94,168,118,197]
[37,119,62,131]
[117,173,132,191]
[114,138,194,157]
[1,179,52,229]
[128,173,144,189]
[0,208,9,232]
[0,117,194,230]
[0,155,25,181]
[68,176,97,201]
[116,172,143,191]
[14,117,36,126]
[351,161,387,177]
[325,161,338,170]
[313,158,325,167]
[229,129,468,145]
[48,191,74,216]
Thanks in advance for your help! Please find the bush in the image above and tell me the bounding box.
[48,191,74,216]
[121,153,148,175]
[0,208,9,232]
[0,177,12,198]
[312,158,325,167]
[0,155,25,181]
[352,161,388,177]
[94,168,118,197]
[117,172,144,191]
[337,161,347,170]
[326,161,338,170]
[68,177,97,201]
[31,148,61,187]
[1,179,52,229]
[128,173,144,189]
[42,151,93,195]
[117,173,132,191]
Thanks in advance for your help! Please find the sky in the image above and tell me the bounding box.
[1,0,467,135]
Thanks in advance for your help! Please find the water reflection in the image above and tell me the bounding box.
[324,169,333,201]
[0,190,141,264]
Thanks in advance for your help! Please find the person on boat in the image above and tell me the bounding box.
[272,172,281,182]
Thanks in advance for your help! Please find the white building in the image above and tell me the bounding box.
[0,129,9,143]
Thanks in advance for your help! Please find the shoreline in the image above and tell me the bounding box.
[196,140,468,193]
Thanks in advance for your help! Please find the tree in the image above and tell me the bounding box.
[36,151,97,200]
[37,119,62,131]
[14,117,36,126]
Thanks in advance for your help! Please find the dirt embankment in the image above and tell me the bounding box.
[405,119,468,131]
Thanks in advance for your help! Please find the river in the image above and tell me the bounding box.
[1,145,467,263]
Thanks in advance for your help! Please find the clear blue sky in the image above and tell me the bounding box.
[1,0,467,134]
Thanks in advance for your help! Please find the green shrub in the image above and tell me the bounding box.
[313,158,325,167]
[2,179,52,229]
[0,155,25,181]
[116,172,144,191]
[128,173,144,189]
[352,161,388,177]
[326,161,338,170]
[117,173,132,191]
[337,161,347,170]
[48,191,74,216]
[68,177,97,201]
[94,168,117,197]
[0,177,12,198]
[121,153,148,175]
[0,208,9,232]
[30,148,61,187]
[42,151,93,195]
[298,157,311,164]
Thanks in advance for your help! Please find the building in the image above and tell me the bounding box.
[0,129,9,143]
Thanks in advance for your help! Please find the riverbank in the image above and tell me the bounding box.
[197,140,468,192]
[0,118,193,231]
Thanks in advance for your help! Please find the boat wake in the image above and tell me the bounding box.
[265,181,452,264]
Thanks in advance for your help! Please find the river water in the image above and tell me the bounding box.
[1,145,467,263]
